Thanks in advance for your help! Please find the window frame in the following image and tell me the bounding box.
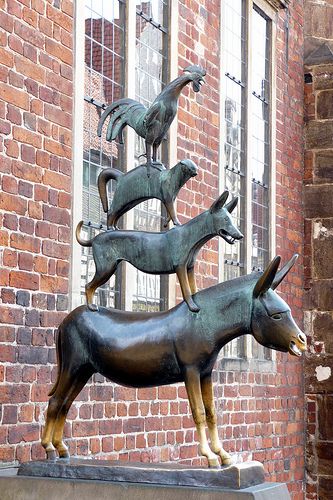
[219,0,278,366]
[70,0,178,311]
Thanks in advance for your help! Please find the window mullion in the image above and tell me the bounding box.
[245,0,253,359]
[123,1,137,311]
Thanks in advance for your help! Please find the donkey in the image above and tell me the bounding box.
[98,159,198,229]
[76,191,243,312]
[41,255,306,467]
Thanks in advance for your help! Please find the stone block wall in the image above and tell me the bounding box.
[0,1,304,499]
[304,2,333,499]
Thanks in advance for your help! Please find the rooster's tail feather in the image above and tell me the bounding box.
[98,98,146,142]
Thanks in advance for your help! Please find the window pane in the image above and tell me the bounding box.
[251,7,271,360]
[222,0,246,359]
[130,4,169,312]
[81,0,125,308]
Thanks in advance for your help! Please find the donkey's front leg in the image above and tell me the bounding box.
[201,375,232,466]
[176,266,200,312]
[184,367,219,468]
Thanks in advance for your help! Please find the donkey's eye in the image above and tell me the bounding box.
[272,314,282,320]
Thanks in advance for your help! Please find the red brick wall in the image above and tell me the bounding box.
[0,0,73,462]
[0,1,305,499]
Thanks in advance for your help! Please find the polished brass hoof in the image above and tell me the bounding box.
[58,451,70,459]
[208,457,220,468]
[221,457,233,466]
[46,449,57,461]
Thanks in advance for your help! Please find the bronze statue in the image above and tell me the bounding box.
[41,255,306,467]
[76,191,243,312]
[98,159,198,229]
[97,66,206,177]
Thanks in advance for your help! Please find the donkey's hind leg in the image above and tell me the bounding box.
[51,367,94,458]
[201,375,232,466]
[184,367,220,468]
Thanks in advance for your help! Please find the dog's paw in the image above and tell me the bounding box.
[87,303,99,312]
[187,300,200,313]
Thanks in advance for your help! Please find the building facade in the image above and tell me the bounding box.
[0,0,331,499]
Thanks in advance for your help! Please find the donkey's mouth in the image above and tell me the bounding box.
[289,341,302,357]
[219,230,235,244]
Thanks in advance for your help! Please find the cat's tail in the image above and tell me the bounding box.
[97,168,122,213]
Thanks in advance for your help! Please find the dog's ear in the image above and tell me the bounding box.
[210,191,229,213]
[225,196,238,214]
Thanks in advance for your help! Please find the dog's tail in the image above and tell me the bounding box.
[75,221,93,247]
[98,168,122,213]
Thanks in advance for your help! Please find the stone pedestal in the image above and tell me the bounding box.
[0,460,291,500]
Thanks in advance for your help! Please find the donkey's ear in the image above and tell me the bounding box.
[210,191,229,213]
[272,254,298,290]
[253,256,281,297]
[225,197,238,214]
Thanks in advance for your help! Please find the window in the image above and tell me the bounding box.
[72,1,171,311]
[221,0,276,361]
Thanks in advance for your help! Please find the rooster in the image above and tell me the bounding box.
[97,65,206,176]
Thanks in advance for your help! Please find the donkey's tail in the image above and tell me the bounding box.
[97,168,122,213]
[75,221,93,247]
[48,326,62,396]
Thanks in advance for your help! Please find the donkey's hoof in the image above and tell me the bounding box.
[208,457,220,468]
[220,454,233,466]
[88,303,99,312]
[46,449,57,461]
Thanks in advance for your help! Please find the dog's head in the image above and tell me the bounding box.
[209,191,243,244]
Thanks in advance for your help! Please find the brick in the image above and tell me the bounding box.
[46,4,72,33]
[44,137,71,158]
[0,82,29,110]
[21,144,36,164]
[0,192,27,215]
[22,7,38,27]
[7,104,22,125]
[14,20,44,48]
[13,126,42,148]
[10,233,40,253]
[10,271,39,290]
[43,205,70,226]
[2,175,18,194]
[4,139,19,158]
[45,38,72,65]
[3,214,18,230]
[19,180,33,198]
[40,275,68,294]
[43,170,71,191]
[15,54,45,84]
[12,159,42,182]
[0,305,24,325]
[0,47,14,68]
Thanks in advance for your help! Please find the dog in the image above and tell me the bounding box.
[98,159,198,229]
[76,191,243,312]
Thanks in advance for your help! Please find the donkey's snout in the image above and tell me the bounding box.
[298,332,306,345]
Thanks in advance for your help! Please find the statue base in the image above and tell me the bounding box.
[17,458,265,489]
[0,459,290,499]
